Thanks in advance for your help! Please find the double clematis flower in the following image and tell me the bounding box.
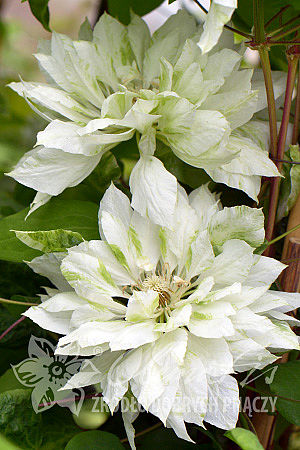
[8,10,283,226]
[22,183,300,448]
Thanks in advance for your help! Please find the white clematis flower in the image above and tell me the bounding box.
[23,183,300,447]
[7,10,282,225]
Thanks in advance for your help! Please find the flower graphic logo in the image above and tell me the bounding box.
[12,335,85,415]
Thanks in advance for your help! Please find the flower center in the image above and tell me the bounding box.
[142,274,172,307]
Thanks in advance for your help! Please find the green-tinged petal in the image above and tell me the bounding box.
[203,48,241,81]
[24,291,85,335]
[37,120,134,156]
[198,0,237,54]
[57,320,159,354]
[201,69,258,129]
[27,253,70,291]
[93,13,133,76]
[193,335,233,376]
[188,315,234,338]
[126,290,159,322]
[143,10,197,86]
[61,240,134,303]
[205,375,239,429]
[185,230,215,280]
[9,81,96,122]
[229,338,278,372]
[70,303,122,329]
[7,146,101,196]
[246,255,286,287]
[157,96,232,168]
[36,32,106,108]
[188,184,221,231]
[209,206,265,252]
[62,351,124,390]
[177,277,214,307]
[160,185,198,272]
[166,334,209,438]
[155,305,192,333]
[26,192,52,218]
[101,91,136,119]
[103,349,144,412]
[221,134,280,177]
[204,239,254,286]
[129,211,160,271]
[188,299,236,339]
[132,329,188,422]
[252,69,287,113]
[128,12,151,72]
[206,166,261,201]
[99,183,139,277]
[14,229,84,253]
[265,320,300,351]
[129,155,178,228]
[249,291,289,314]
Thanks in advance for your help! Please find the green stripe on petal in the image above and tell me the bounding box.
[98,260,118,287]
[109,244,130,271]
[159,228,167,258]
[128,226,142,256]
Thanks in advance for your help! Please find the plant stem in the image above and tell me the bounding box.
[268,14,300,37]
[268,40,300,46]
[271,22,300,41]
[0,316,26,341]
[259,49,278,159]
[253,0,278,160]
[253,0,265,43]
[265,6,290,29]
[267,223,300,246]
[0,297,38,306]
[264,55,298,251]
[292,65,300,145]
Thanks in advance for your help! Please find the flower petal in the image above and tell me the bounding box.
[198,0,237,54]
[129,155,178,227]
[7,146,101,196]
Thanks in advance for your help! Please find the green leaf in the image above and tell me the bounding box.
[0,389,80,449]
[24,1,51,31]
[14,229,84,253]
[108,0,164,24]
[0,389,42,449]
[269,361,300,425]
[225,428,264,450]
[0,198,99,263]
[65,431,125,450]
[0,369,28,394]
[0,433,21,450]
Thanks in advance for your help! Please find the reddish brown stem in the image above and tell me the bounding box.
[292,66,300,145]
[265,6,290,29]
[0,316,26,341]
[264,55,299,254]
